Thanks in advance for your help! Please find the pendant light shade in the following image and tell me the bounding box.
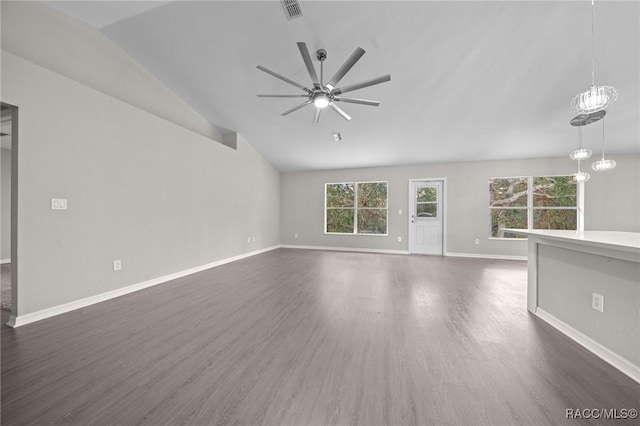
[574,171,591,182]
[571,85,618,114]
[592,158,616,171]
[570,147,592,161]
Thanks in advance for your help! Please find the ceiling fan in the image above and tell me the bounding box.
[257,42,391,123]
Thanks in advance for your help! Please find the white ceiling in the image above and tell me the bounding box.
[42,1,639,172]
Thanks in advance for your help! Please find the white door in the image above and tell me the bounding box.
[409,180,444,255]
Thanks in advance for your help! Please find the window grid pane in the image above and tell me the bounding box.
[489,177,528,208]
[490,208,528,238]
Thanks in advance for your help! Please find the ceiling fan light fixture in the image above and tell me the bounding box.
[313,94,330,109]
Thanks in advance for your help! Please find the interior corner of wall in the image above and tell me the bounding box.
[221,131,238,150]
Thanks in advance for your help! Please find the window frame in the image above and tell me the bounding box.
[488,175,583,240]
[324,181,389,236]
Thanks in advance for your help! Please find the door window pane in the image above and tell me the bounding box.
[417,203,437,218]
[417,187,437,202]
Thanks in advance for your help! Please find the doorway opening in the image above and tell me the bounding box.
[408,178,447,255]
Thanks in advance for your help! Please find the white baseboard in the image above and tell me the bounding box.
[535,308,640,384]
[1,258,11,265]
[280,245,527,260]
[446,252,527,261]
[7,245,280,328]
[280,244,409,255]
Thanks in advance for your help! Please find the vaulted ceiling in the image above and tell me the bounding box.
[42,1,639,172]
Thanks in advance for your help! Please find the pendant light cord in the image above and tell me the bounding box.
[601,117,606,159]
[578,125,583,148]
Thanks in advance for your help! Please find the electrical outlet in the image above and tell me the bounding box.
[398,209,402,215]
[592,293,604,312]
[294,233,298,239]
[475,238,480,245]
[398,236,402,242]
[247,237,251,243]
[113,260,122,271]
[252,236,256,242]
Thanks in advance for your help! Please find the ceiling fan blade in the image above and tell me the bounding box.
[333,97,380,107]
[297,42,320,89]
[257,65,311,93]
[282,100,313,116]
[326,47,365,89]
[332,74,391,95]
[313,107,321,123]
[329,102,352,121]
[257,94,308,98]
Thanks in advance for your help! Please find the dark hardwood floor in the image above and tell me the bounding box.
[1,249,638,425]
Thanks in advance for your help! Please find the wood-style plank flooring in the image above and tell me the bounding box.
[2,249,639,425]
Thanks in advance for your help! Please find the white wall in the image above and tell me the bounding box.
[2,44,280,316]
[1,148,10,261]
[537,244,639,368]
[1,1,224,143]
[280,155,640,257]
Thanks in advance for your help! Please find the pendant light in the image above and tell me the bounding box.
[592,117,616,171]
[570,123,590,182]
[569,111,603,160]
[571,0,618,114]
[569,126,592,160]
[574,159,591,182]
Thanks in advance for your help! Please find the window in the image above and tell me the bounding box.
[325,181,388,235]
[489,175,579,239]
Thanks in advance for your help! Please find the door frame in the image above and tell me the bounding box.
[408,178,447,255]
[2,102,19,325]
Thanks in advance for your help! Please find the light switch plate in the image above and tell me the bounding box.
[51,198,68,210]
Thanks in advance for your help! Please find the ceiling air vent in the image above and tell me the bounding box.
[281,0,303,20]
